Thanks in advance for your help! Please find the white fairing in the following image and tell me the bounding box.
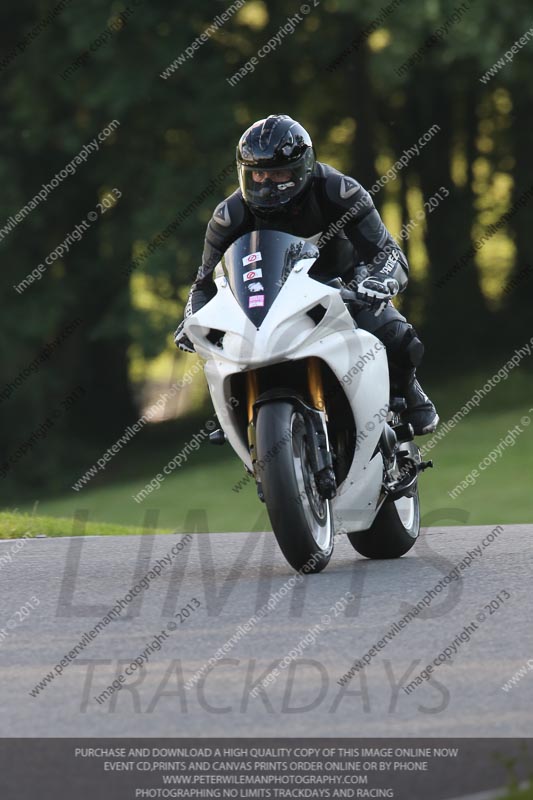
[185,256,390,533]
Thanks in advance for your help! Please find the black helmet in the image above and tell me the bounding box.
[236,115,315,216]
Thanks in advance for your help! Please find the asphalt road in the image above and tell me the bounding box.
[1,524,532,737]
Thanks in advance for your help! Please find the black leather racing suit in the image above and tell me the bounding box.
[185,161,425,395]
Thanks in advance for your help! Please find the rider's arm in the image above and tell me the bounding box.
[186,191,252,315]
[322,170,409,291]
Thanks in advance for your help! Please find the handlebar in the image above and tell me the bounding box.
[324,277,383,313]
[339,286,380,313]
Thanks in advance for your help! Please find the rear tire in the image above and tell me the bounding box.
[347,443,421,559]
[256,401,334,573]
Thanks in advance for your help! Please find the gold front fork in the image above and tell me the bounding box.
[246,370,258,424]
[246,370,259,475]
[307,357,325,412]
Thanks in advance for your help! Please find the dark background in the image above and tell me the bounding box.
[0,0,531,529]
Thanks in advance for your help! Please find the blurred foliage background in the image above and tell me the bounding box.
[0,0,532,532]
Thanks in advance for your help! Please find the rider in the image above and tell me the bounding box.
[175,114,439,435]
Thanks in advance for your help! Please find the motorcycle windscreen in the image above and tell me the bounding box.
[222,230,318,327]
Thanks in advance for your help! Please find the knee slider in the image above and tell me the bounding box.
[381,323,424,368]
[376,320,407,351]
[405,328,424,367]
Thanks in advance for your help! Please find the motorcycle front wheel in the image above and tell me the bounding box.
[256,401,334,573]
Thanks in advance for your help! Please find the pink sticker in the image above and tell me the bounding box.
[248,294,265,308]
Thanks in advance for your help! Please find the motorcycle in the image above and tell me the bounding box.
[184,230,433,573]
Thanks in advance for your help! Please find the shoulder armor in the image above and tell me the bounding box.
[210,190,247,235]
[323,169,371,217]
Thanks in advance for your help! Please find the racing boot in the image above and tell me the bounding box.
[393,368,439,436]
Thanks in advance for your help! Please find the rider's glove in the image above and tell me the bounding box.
[356,277,400,316]
[357,276,399,301]
[174,320,195,353]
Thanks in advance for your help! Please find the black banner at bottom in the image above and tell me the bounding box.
[0,738,531,800]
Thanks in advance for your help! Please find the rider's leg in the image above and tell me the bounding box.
[352,302,439,435]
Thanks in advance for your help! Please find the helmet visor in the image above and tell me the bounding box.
[238,155,311,211]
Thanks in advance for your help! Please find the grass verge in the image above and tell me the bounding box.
[5,369,532,535]
[499,784,533,799]
[0,510,173,539]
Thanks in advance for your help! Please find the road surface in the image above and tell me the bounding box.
[1,524,532,737]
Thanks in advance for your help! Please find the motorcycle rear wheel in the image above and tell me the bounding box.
[347,443,421,559]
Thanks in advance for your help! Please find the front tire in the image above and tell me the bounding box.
[256,401,334,573]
